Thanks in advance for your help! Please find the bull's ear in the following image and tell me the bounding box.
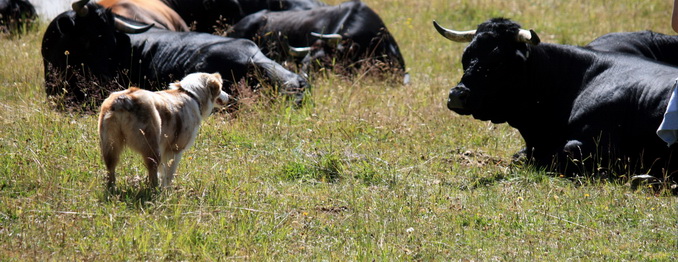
[56,17,75,34]
[515,49,529,61]
[517,29,540,45]
[528,29,541,45]
[114,32,132,54]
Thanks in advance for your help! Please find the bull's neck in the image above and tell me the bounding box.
[508,43,601,129]
[527,43,601,95]
[158,0,193,19]
[159,0,179,9]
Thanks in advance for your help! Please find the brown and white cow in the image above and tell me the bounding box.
[99,0,189,31]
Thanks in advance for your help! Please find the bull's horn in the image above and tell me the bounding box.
[288,46,312,57]
[311,32,342,39]
[432,20,475,42]
[114,17,154,34]
[517,29,540,45]
[311,32,342,46]
[72,0,90,17]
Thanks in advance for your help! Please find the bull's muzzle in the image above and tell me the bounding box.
[447,84,469,111]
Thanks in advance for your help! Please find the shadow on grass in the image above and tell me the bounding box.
[460,172,508,191]
[101,185,162,209]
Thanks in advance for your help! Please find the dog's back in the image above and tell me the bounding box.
[98,88,164,152]
[103,88,140,112]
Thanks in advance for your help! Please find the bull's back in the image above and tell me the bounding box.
[129,30,256,84]
[569,51,678,152]
[587,31,678,68]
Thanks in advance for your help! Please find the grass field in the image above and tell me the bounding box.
[1,0,677,260]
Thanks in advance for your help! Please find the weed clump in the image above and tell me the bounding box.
[280,153,343,183]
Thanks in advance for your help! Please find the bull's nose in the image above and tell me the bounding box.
[447,86,468,110]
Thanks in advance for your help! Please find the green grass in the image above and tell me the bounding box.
[1,0,677,260]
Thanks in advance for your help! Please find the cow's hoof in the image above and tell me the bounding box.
[630,174,661,191]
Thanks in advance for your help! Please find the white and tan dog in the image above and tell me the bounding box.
[98,72,229,189]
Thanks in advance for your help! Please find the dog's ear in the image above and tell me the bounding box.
[208,73,223,97]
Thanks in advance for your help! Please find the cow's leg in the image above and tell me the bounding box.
[664,144,678,184]
[524,138,587,175]
[559,139,588,175]
[559,138,621,176]
[563,140,584,161]
[512,147,528,163]
[522,142,558,170]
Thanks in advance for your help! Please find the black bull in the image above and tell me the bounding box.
[0,0,36,34]
[434,18,678,180]
[160,0,327,33]
[41,0,306,105]
[228,0,408,83]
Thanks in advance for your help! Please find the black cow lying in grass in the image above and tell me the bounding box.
[0,0,36,34]
[434,18,678,187]
[41,0,307,108]
[228,0,408,84]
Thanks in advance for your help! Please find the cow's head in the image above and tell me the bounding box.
[288,33,360,75]
[290,30,409,84]
[434,18,540,123]
[41,0,152,103]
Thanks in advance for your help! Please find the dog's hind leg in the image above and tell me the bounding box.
[161,151,183,188]
[141,141,161,188]
[142,150,161,188]
[100,120,123,190]
[133,127,162,189]
[101,141,122,190]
